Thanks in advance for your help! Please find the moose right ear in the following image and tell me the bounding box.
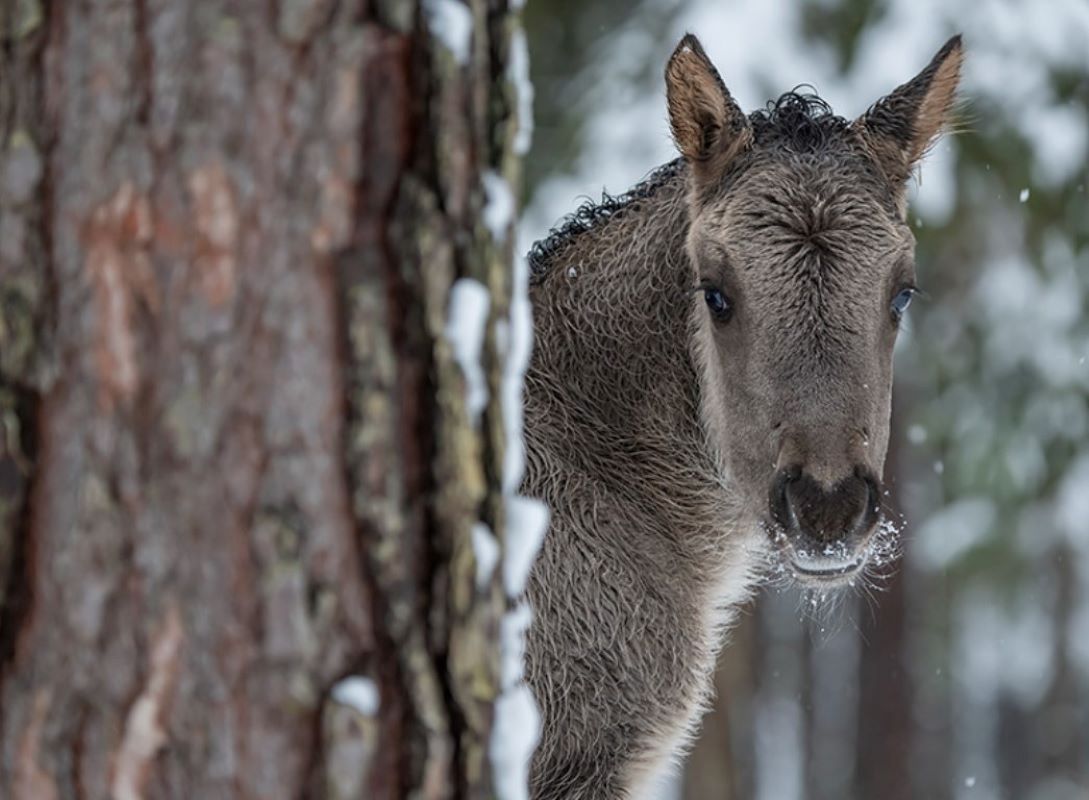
[852,36,964,189]
[666,34,751,187]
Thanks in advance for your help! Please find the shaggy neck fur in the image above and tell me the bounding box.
[523,160,766,800]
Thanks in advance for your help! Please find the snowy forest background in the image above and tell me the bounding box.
[521,1,1089,798]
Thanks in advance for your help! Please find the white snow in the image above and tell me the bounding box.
[491,19,544,788]
[976,254,1085,388]
[445,278,491,423]
[444,178,545,800]
[491,602,540,800]
[907,424,928,444]
[491,680,540,800]
[1022,101,1089,187]
[471,522,500,590]
[911,138,957,224]
[491,254,547,798]
[509,29,535,156]
[483,170,516,243]
[499,258,534,494]
[1056,454,1089,544]
[911,498,995,570]
[503,495,549,598]
[425,0,473,65]
[331,677,380,716]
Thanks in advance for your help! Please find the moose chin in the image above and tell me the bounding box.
[521,31,963,800]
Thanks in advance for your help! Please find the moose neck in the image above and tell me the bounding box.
[525,160,741,554]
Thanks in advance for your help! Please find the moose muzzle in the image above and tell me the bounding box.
[768,465,881,583]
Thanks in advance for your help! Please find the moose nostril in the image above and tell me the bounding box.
[769,466,802,532]
[858,473,881,531]
[769,467,881,545]
[842,472,881,538]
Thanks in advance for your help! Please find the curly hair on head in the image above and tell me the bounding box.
[748,89,851,153]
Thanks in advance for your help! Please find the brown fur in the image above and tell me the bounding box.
[665,35,753,187]
[854,35,964,186]
[522,35,963,799]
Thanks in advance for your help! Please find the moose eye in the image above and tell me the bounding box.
[704,286,733,322]
[890,288,915,322]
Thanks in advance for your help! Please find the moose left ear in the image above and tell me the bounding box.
[853,35,964,188]
[666,34,751,189]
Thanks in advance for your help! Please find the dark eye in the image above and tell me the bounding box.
[704,286,733,322]
[890,288,915,322]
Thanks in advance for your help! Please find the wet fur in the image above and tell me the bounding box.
[524,160,765,799]
[522,35,962,800]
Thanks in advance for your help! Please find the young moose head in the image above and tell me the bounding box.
[666,35,963,586]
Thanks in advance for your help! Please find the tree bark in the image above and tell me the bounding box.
[0,0,526,797]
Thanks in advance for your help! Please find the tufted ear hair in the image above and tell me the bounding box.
[853,35,964,188]
[665,34,752,190]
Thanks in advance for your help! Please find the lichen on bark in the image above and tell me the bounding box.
[0,0,527,797]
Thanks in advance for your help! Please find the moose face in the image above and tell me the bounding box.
[666,34,963,586]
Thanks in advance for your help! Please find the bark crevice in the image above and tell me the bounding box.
[0,1,523,795]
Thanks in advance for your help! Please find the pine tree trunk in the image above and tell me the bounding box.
[0,0,527,796]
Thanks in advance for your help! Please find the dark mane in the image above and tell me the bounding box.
[527,91,850,281]
[527,158,685,283]
[748,89,851,153]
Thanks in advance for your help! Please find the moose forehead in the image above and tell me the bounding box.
[695,157,911,274]
[691,159,914,355]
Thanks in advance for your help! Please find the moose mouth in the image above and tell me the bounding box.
[764,466,885,588]
[764,524,874,587]
[787,550,867,585]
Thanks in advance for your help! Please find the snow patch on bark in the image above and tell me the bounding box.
[503,495,548,597]
[492,602,540,800]
[491,243,547,795]
[425,0,473,65]
[498,273,532,494]
[446,278,491,422]
[483,170,516,243]
[331,677,380,716]
[481,22,543,791]
[472,522,501,590]
[509,29,535,155]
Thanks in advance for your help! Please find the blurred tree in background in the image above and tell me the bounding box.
[523,1,1089,798]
